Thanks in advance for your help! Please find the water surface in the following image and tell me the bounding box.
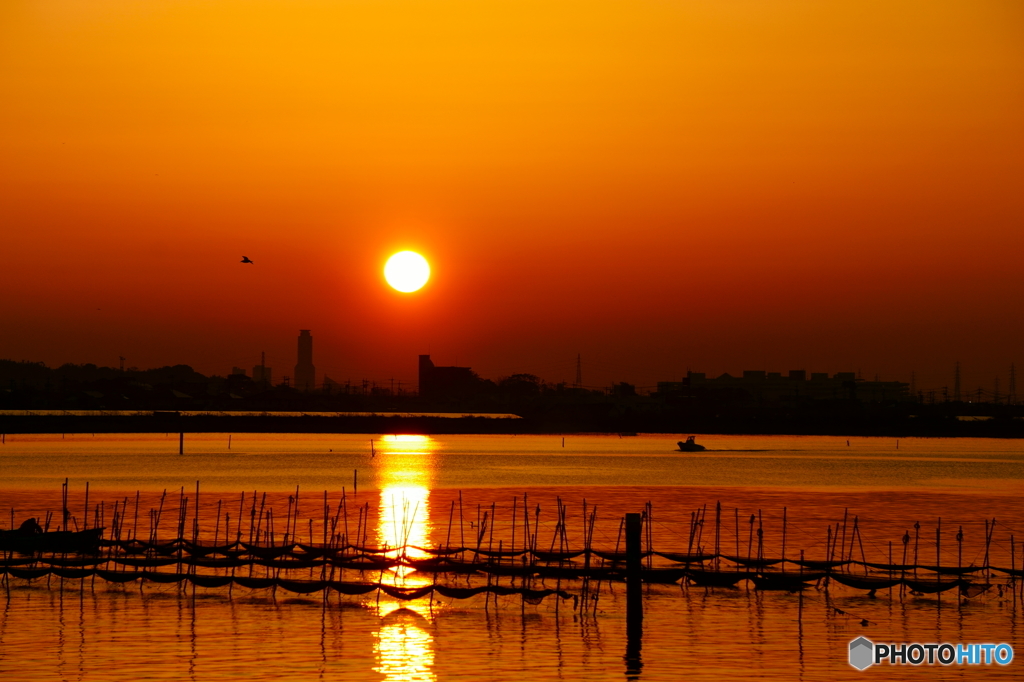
[1,434,1021,680]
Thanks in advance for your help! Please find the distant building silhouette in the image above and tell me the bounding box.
[322,375,345,393]
[252,351,271,387]
[231,367,247,376]
[252,364,272,386]
[418,355,483,397]
[294,330,316,392]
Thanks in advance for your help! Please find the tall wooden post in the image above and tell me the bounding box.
[625,512,643,678]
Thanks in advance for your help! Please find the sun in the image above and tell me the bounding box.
[384,251,430,293]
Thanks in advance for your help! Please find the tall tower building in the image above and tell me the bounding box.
[294,330,316,391]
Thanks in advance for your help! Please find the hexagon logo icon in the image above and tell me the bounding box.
[849,637,874,670]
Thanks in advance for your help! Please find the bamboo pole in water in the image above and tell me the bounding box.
[363,502,370,547]
[488,502,496,558]
[236,491,244,543]
[214,499,222,548]
[511,496,520,561]
[747,514,755,565]
[957,525,963,572]
[913,521,920,577]
[695,504,706,555]
[735,508,740,563]
[839,508,848,565]
[62,478,68,532]
[781,506,787,568]
[984,518,994,578]
[444,500,454,551]
[323,490,329,550]
[1011,534,1016,601]
[134,490,141,543]
[284,495,293,545]
[293,485,300,546]
[825,526,832,591]
[856,520,868,574]
[888,541,893,597]
[254,493,267,546]
[685,510,695,560]
[756,510,763,562]
[714,501,721,570]
[338,489,348,549]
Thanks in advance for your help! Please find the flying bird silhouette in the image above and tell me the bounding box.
[241,256,253,264]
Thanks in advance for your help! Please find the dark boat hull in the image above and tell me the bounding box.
[0,528,104,554]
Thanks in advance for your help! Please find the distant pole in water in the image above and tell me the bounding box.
[179,432,184,455]
[353,469,357,494]
[562,437,565,448]
[228,434,232,450]
[896,440,899,450]
[371,440,375,457]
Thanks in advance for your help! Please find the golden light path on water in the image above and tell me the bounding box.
[372,434,437,682]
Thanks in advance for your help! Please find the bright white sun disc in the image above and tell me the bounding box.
[384,251,430,292]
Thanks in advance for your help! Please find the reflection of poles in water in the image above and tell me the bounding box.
[624,512,643,680]
[797,588,805,676]
[1011,535,1017,605]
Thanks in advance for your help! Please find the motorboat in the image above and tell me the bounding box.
[677,436,706,452]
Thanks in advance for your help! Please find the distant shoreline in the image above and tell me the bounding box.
[1,412,1022,438]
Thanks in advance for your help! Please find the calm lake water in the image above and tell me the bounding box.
[1,433,1022,681]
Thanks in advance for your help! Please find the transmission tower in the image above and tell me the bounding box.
[953,361,961,402]
[1010,363,1017,405]
[574,354,582,390]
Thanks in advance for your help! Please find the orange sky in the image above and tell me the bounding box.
[2,1,1022,393]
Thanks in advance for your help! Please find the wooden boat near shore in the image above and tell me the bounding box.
[0,527,104,554]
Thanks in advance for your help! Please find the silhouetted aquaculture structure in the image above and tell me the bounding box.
[2,482,1021,614]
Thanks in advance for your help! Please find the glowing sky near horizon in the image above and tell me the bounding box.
[1,1,1022,391]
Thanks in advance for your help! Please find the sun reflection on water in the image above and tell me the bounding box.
[372,607,436,682]
[375,435,435,577]
[372,435,437,681]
